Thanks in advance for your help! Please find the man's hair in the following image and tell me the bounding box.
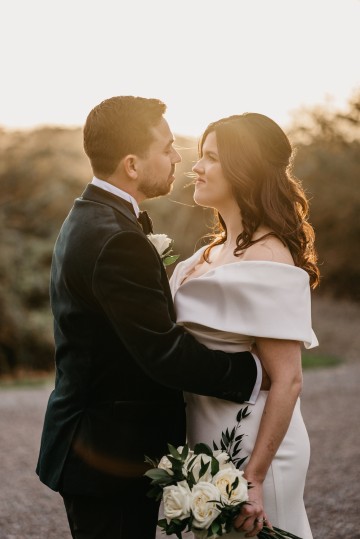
[83,96,166,177]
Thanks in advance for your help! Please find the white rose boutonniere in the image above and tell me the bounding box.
[147,233,179,266]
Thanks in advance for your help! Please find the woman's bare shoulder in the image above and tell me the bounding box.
[242,234,295,265]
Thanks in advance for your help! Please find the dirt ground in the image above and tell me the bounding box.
[0,296,359,539]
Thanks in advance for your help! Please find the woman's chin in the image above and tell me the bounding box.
[193,193,210,208]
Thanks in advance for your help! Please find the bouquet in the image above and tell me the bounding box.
[145,407,302,539]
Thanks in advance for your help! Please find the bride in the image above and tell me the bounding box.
[170,113,319,538]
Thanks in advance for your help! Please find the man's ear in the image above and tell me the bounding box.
[123,154,139,180]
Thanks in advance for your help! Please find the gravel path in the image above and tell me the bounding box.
[0,298,359,539]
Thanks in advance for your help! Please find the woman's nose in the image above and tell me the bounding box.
[192,160,202,173]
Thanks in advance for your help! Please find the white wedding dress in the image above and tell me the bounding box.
[169,247,318,539]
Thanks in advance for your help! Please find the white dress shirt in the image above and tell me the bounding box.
[91,177,140,217]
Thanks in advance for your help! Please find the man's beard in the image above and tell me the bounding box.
[138,174,174,200]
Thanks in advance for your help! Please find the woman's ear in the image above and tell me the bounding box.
[123,154,139,180]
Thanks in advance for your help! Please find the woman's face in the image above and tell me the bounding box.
[192,131,233,210]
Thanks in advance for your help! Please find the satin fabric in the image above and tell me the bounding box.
[170,247,316,539]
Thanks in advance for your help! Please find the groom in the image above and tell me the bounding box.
[36,96,263,539]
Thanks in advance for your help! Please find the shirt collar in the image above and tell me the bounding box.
[91,177,140,217]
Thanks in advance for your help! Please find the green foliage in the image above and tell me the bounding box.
[213,406,250,469]
[302,353,342,369]
[289,89,360,300]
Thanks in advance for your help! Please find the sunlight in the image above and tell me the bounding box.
[0,0,359,135]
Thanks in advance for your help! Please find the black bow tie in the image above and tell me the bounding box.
[137,210,153,234]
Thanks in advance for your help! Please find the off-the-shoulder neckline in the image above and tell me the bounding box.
[176,246,308,286]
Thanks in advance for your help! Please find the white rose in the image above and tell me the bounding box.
[213,450,236,470]
[190,481,221,529]
[188,453,214,483]
[147,233,172,256]
[212,468,248,505]
[163,480,191,523]
[158,455,174,476]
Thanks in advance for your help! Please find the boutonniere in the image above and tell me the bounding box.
[147,233,180,267]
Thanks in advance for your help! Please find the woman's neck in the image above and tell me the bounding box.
[217,202,243,247]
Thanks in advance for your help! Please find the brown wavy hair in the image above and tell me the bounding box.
[200,113,320,288]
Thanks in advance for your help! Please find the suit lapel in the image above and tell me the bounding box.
[80,183,176,320]
[81,184,140,229]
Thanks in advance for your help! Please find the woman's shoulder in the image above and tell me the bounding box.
[241,234,294,265]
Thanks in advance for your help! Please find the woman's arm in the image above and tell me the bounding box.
[233,337,303,536]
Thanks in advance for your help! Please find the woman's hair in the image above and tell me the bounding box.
[200,113,320,288]
[83,96,166,178]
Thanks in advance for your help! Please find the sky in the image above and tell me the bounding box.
[0,0,359,137]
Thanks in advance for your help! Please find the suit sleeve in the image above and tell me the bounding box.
[93,230,258,402]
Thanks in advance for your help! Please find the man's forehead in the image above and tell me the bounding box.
[150,118,174,145]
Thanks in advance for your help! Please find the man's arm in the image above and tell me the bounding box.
[93,231,261,403]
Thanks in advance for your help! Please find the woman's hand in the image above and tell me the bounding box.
[233,481,272,537]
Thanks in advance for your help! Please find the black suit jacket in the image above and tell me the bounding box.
[36,184,257,495]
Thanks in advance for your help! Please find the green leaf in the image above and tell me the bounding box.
[157,518,167,530]
[221,431,229,447]
[272,526,303,539]
[231,476,239,490]
[236,456,248,468]
[194,442,213,456]
[211,456,220,476]
[187,469,196,488]
[167,443,181,460]
[144,468,173,483]
[144,454,159,467]
[198,459,210,479]
[163,254,180,266]
[210,520,221,535]
[180,444,189,461]
[146,485,163,501]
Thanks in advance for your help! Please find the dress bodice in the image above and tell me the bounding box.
[170,247,318,350]
[169,247,315,539]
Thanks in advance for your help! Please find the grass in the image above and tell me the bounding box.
[0,370,54,389]
[302,353,342,369]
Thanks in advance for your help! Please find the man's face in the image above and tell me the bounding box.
[137,118,181,200]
